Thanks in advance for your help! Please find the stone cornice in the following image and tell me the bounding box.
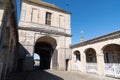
[72,30,120,48]
[18,27,72,37]
[19,21,72,37]
[19,21,70,31]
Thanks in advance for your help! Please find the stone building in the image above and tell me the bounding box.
[71,30,120,78]
[18,0,72,71]
[0,0,19,79]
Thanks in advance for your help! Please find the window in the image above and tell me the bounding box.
[59,15,65,28]
[106,53,109,63]
[38,11,40,19]
[31,8,38,23]
[45,12,52,25]
[88,54,93,62]
[74,51,81,61]
[76,53,80,61]
[21,9,26,21]
[21,3,26,21]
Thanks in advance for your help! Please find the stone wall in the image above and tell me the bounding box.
[18,0,72,71]
[20,1,71,32]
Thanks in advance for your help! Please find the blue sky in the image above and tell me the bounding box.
[17,0,120,44]
[16,0,21,23]
[44,0,120,44]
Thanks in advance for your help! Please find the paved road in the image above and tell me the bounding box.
[6,70,118,80]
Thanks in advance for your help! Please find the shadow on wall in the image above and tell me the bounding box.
[6,70,63,80]
[33,49,59,70]
[17,42,59,72]
[16,43,33,72]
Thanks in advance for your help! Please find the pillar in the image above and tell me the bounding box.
[58,48,65,71]
[96,51,105,75]
[81,51,86,73]
[51,49,58,70]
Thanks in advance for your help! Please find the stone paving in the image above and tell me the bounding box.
[6,70,119,80]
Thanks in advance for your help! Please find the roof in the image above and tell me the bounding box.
[71,30,120,48]
[23,0,70,14]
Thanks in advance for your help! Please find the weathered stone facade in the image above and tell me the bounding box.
[18,0,72,71]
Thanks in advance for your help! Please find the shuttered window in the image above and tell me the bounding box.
[31,8,38,23]
[45,12,52,25]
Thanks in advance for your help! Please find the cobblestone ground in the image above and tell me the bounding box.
[6,70,118,80]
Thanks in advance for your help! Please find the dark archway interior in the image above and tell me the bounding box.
[103,44,120,63]
[85,49,97,63]
[74,51,81,61]
[35,42,54,70]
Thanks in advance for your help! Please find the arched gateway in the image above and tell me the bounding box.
[18,0,71,71]
[34,36,57,69]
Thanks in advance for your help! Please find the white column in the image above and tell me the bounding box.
[96,51,105,75]
[81,52,86,73]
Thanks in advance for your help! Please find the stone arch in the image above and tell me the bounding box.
[35,36,57,48]
[73,50,81,61]
[84,48,97,63]
[34,36,57,69]
[102,43,120,63]
[72,50,81,71]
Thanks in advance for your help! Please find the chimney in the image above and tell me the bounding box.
[80,36,84,43]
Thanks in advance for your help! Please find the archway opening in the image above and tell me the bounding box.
[85,48,97,63]
[85,48,97,74]
[34,36,57,70]
[72,50,81,71]
[35,42,53,69]
[74,50,81,61]
[102,44,120,63]
[33,53,40,69]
